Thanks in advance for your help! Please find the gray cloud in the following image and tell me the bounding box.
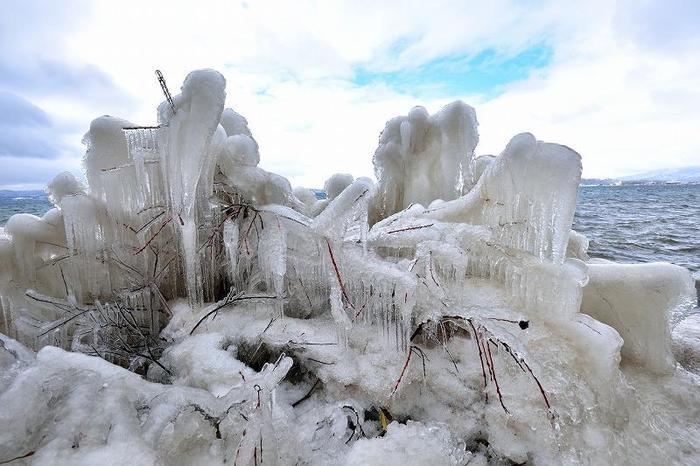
[615,0,700,51]
[0,156,82,188]
[0,91,69,159]
[0,61,127,104]
[0,0,134,175]
[0,92,50,126]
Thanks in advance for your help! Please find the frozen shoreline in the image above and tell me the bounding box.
[1,69,698,465]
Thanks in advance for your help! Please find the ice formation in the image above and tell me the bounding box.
[370,101,479,224]
[0,69,698,465]
[582,262,697,374]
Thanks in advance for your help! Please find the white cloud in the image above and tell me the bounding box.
[3,0,699,188]
[477,0,700,177]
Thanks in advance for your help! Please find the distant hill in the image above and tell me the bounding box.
[620,166,700,183]
[0,190,48,200]
[580,178,619,186]
[582,166,700,186]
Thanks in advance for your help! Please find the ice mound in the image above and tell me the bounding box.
[0,69,698,465]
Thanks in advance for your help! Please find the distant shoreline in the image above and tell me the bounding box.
[580,180,700,187]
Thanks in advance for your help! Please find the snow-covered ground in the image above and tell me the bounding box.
[0,69,698,465]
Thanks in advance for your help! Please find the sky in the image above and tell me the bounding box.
[0,0,699,190]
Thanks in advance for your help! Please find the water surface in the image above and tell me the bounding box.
[574,185,699,273]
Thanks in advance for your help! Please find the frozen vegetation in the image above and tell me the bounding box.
[1,69,699,465]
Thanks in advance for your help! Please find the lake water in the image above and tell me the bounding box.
[1,185,698,275]
[0,191,53,227]
[574,184,699,274]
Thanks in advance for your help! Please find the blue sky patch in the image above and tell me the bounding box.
[353,44,552,99]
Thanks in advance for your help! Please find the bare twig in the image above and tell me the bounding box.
[189,292,277,335]
[292,379,320,408]
[386,223,435,234]
[0,450,35,464]
[465,319,489,400]
[484,332,509,414]
[133,216,173,255]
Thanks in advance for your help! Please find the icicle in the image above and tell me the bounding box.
[157,70,226,306]
[223,219,239,280]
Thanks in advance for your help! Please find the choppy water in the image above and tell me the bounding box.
[0,186,698,274]
[0,191,52,226]
[574,185,699,274]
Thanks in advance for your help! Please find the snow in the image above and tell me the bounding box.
[345,421,470,465]
[0,341,292,465]
[158,332,255,396]
[0,68,699,465]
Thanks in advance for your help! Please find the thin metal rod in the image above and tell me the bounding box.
[156,70,176,114]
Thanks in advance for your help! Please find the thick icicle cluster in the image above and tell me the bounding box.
[1,69,698,465]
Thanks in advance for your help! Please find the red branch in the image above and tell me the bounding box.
[465,319,489,401]
[325,238,352,306]
[414,314,548,417]
[299,279,312,307]
[484,333,509,414]
[234,429,247,466]
[521,359,551,410]
[244,210,263,240]
[133,216,172,255]
[392,347,413,395]
[486,317,529,329]
[352,287,373,321]
[499,341,526,372]
[353,301,369,320]
[198,205,243,253]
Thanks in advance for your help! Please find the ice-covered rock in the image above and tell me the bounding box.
[46,171,86,206]
[566,229,590,260]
